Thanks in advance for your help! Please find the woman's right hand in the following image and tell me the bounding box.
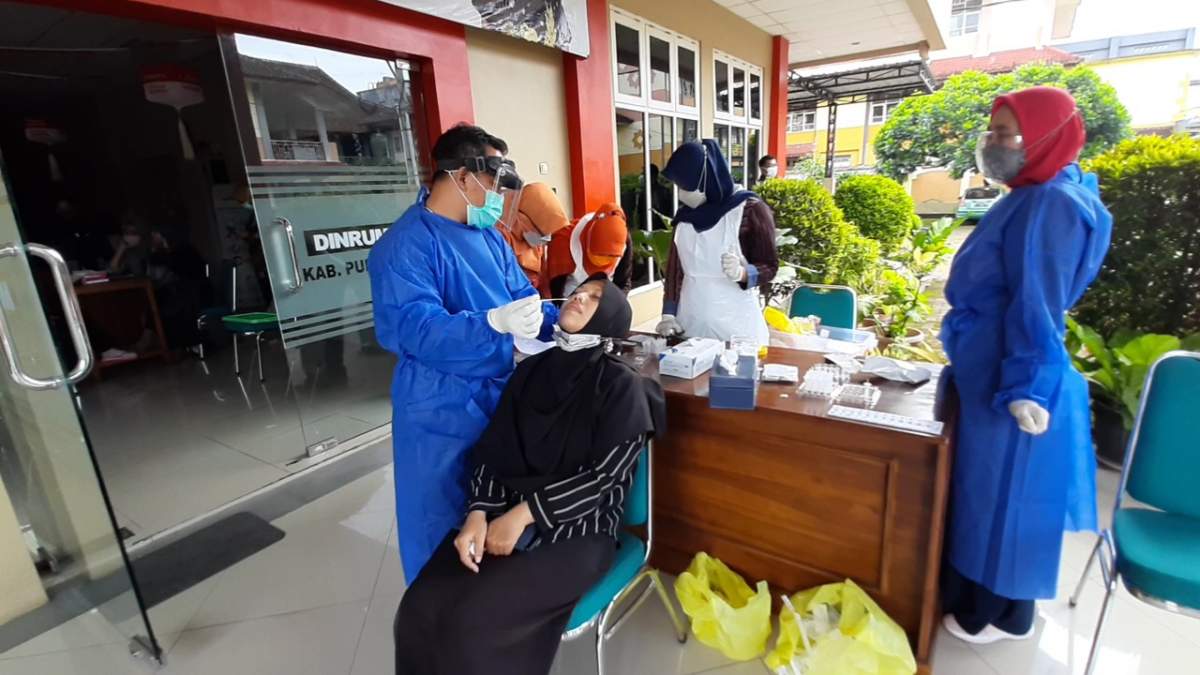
[454,511,488,573]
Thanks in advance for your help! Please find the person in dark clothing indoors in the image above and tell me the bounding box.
[393,274,666,675]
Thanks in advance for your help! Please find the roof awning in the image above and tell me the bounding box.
[788,58,935,110]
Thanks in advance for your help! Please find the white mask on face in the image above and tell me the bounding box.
[678,188,707,209]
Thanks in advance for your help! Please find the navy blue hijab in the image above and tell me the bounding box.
[662,139,756,232]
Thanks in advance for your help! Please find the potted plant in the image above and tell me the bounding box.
[1065,318,1197,468]
[862,269,929,346]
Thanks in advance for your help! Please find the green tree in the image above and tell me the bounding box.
[833,174,917,254]
[874,64,1131,181]
[1073,135,1200,338]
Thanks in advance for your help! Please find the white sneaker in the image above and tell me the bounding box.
[942,614,1034,644]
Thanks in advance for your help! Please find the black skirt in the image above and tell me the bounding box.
[394,531,616,675]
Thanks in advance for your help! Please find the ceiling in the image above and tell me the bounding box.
[712,0,946,66]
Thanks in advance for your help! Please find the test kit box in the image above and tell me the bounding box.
[709,354,759,410]
[659,338,723,380]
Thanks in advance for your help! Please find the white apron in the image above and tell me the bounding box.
[674,203,769,346]
[561,212,594,298]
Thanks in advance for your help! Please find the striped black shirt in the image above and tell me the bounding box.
[467,433,646,548]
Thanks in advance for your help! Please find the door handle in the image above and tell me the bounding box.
[274,217,303,292]
[0,243,94,390]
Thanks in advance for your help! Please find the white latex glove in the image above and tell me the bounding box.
[721,250,746,283]
[1009,400,1051,435]
[487,295,543,339]
[656,314,684,337]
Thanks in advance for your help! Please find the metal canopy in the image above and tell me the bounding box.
[787,58,934,178]
[788,59,935,109]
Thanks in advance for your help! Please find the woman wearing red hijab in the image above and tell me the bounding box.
[939,87,1113,644]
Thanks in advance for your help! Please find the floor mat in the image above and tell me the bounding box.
[135,511,285,608]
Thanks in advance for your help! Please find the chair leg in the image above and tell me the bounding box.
[232,334,241,375]
[594,608,608,675]
[1071,536,1104,608]
[647,570,688,644]
[255,332,264,382]
[1083,578,1117,675]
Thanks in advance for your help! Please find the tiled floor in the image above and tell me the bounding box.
[3,465,1198,675]
[76,332,393,537]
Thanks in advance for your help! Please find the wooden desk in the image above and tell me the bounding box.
[76,278,169,378]
[640,347,953,673]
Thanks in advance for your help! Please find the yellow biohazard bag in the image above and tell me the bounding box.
[765,579,917,675]
[764,306,799,333]
[674,552,772,661]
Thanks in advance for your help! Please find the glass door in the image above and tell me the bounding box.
[0,159,160,663]
[219,34,423,455]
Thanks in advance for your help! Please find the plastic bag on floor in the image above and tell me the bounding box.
[674,552,772,661]
[766,579,916,675]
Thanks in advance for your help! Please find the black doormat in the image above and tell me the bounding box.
[135,511,285,608]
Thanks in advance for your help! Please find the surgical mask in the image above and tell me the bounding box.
[553,326,603,352]
[678,188,707,209]
[123,235,142,246]
[449,171,504,230]
[976,143,1026,184]
[523,230,552,248]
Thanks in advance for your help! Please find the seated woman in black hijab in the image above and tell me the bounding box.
[394,274,665,675]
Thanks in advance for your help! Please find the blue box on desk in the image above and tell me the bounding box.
[709,355,758,410]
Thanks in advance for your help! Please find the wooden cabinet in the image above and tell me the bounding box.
[642,347,954,672]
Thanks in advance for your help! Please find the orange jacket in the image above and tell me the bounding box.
[496,183,569,289]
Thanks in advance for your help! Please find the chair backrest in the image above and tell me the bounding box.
[789,284,857,329]
[621,446,649,528]
[1122,351,1200,519]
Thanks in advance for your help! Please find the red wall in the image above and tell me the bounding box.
[768,35,790,178]
[562,0,617,215]
[37,0,474,153]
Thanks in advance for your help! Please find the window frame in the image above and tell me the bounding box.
[611,8,701,116]
[788,110,816,132]
[869,99,901,125]
[949,0,982,37]
[610,8,702,290]
[713,49,763,126]
[611,13,647,107]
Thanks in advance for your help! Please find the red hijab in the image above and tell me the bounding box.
[992,86,1086,187]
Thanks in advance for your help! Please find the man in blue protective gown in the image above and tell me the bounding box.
[939,87,1112,645]
[369,124,556,582]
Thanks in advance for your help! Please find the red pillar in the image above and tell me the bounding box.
[768,35,791,177]
[563,0,617,215]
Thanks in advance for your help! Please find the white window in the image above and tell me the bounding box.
[611,9,702,288]
[611,8,699,115]
[788,111,816,132]
[870,100,901,125]
[833,154,854,171]
[950,0,982,37]
[713,50,764,125]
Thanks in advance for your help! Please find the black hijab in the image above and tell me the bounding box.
[472,275,666,494]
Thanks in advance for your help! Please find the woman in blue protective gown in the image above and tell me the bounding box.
[369,124,555,583]
[939,87,1112,643]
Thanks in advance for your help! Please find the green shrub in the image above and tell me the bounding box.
[1074,135,1200,338]
[756,178,881,294]
[833,175,916,254]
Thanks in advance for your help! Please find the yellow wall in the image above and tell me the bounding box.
[466,28,575,214]
[612,0,775,145]
[786,123,886,167]
[909,168,986,215]
[1088,50,1200,130]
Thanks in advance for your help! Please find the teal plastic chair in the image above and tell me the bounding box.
[562,442,688,674]
[1071,351,1200,675]
[788,283,857,329]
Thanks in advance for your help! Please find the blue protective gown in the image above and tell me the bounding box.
[940,164,1112,600]
[369,193,557,582]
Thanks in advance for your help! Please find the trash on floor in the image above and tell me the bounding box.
[766,579,917,675]
[674,552,772,661]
